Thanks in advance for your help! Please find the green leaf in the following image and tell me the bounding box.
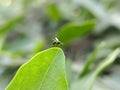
[89,48,120,90]
[0,14,24,35]
[79,42,104,77]
[6,47,68,90]
[23,0,33,7]
[32,39,46,55]
[0,14,24,51]
[71,48,120,90]
[0,34,6,51]
[46,3,62,21]
[93,48,120,76]
[57,21,95,45]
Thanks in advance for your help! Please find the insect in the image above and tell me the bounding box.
[52,37,63,47]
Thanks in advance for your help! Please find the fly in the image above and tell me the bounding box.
[52,37,63,47]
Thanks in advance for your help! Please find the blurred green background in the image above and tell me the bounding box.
[0,0,120,90]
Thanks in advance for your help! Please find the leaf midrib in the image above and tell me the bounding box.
[39,50,60,90]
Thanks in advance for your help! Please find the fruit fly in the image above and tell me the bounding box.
[52,37,63,47]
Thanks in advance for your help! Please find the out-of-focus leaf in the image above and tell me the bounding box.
[32,39,46,55]
[102,34,120,49]
[0,14,24,35]
[57,21,95,45]
[100,65,120,90]
[79,42,104,77]
[23,0,33,7]
[71,48,120,90]
[74,0,109,21]
[46,3,62,21]
[6,47,68,90]
[80,7,95,20]
[89,48,120,90]
[0,14,24,52]
[93,48,120,77]
[0,34,6,51]
[74,0,111,33]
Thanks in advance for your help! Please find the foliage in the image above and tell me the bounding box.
[0,0,120,90]
[57,21,95,45]
[6,47,68,90]
[71,48,120,90]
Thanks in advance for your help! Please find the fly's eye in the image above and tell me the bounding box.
[57,42,61,44]
[53,42,56,44]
